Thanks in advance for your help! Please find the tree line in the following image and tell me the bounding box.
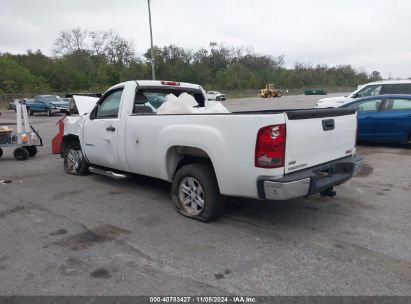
[0,28,383,95]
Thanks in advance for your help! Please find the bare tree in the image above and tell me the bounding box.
[89,30,111,56]
[53,28,136,66]
[54,28,88,55]
[104,33,135,66]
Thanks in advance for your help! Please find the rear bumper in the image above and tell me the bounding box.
[257,155,363,200]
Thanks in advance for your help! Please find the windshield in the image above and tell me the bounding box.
[43,96,62,102]
[352,85,382,98]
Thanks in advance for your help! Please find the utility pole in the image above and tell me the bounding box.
[147,0,155,80]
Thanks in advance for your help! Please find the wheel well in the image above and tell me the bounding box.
[60,134,80,157]
[166,146,214,180]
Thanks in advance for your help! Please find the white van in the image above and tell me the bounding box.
[316,79,411,108]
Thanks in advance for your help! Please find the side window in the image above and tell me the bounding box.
[384,99,411,111]
[380,84,406,94]
[349,99,383,112]
[96,89,123,118]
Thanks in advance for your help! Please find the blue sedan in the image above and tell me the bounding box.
[340,94,411,143]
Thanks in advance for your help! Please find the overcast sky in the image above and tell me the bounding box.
[1,0,410,78]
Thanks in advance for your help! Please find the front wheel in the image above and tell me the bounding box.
[47,108,53,116]
[27,108,33,116]
[63,141,89,175]
[172,163,223,222]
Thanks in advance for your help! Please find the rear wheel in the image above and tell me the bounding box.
[14,147,29,161]
[172,163,223,222]
[0,148,3,158]
[27,108,33,116]
[26,146,37,157]
[63,141,89,175]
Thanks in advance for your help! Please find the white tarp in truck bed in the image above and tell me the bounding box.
[156,93,230,114]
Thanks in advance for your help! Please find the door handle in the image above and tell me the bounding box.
[365,116,373,119]
[106,126,116,132]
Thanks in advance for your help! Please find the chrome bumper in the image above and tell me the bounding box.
[264,178,311,200]
[259,155,363,200]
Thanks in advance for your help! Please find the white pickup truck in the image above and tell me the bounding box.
[61,80,363,222]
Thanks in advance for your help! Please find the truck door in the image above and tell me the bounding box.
[83,88,123,169]
[32,97,44,112]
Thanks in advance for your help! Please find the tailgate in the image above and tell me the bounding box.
[284,108,357,174]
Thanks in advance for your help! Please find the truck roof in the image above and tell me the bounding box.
[106,80,202,92]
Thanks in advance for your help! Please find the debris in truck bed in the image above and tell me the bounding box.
[157,93,230,114]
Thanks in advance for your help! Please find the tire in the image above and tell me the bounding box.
[0,148,3,158]
[27,108,33,116]
[63,141,89,175]
[26,146,37,157]
[276,92,283,97]
[171,163,223,222]
[47,108,53,116]
[14,147,29,161]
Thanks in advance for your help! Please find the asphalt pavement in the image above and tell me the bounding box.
[0,95,410,296]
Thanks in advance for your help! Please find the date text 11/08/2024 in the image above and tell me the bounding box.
[149,296,257,303]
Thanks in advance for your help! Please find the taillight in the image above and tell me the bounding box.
[255,124,286,168]
[161,81,180,86]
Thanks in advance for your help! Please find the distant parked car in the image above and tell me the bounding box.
[26,95,70,116]
[316,79,411,108]
[340,94,411,143]
[206,91,226,101]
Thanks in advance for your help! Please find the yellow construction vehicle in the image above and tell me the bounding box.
[258,84,283,98]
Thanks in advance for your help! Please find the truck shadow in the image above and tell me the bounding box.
[223,195,349,230]
[91,171,349,230]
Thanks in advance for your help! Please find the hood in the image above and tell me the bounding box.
[49,101,69,106]
[73,95,99,116]
[318,96,352,102]
[316,96,354,108]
